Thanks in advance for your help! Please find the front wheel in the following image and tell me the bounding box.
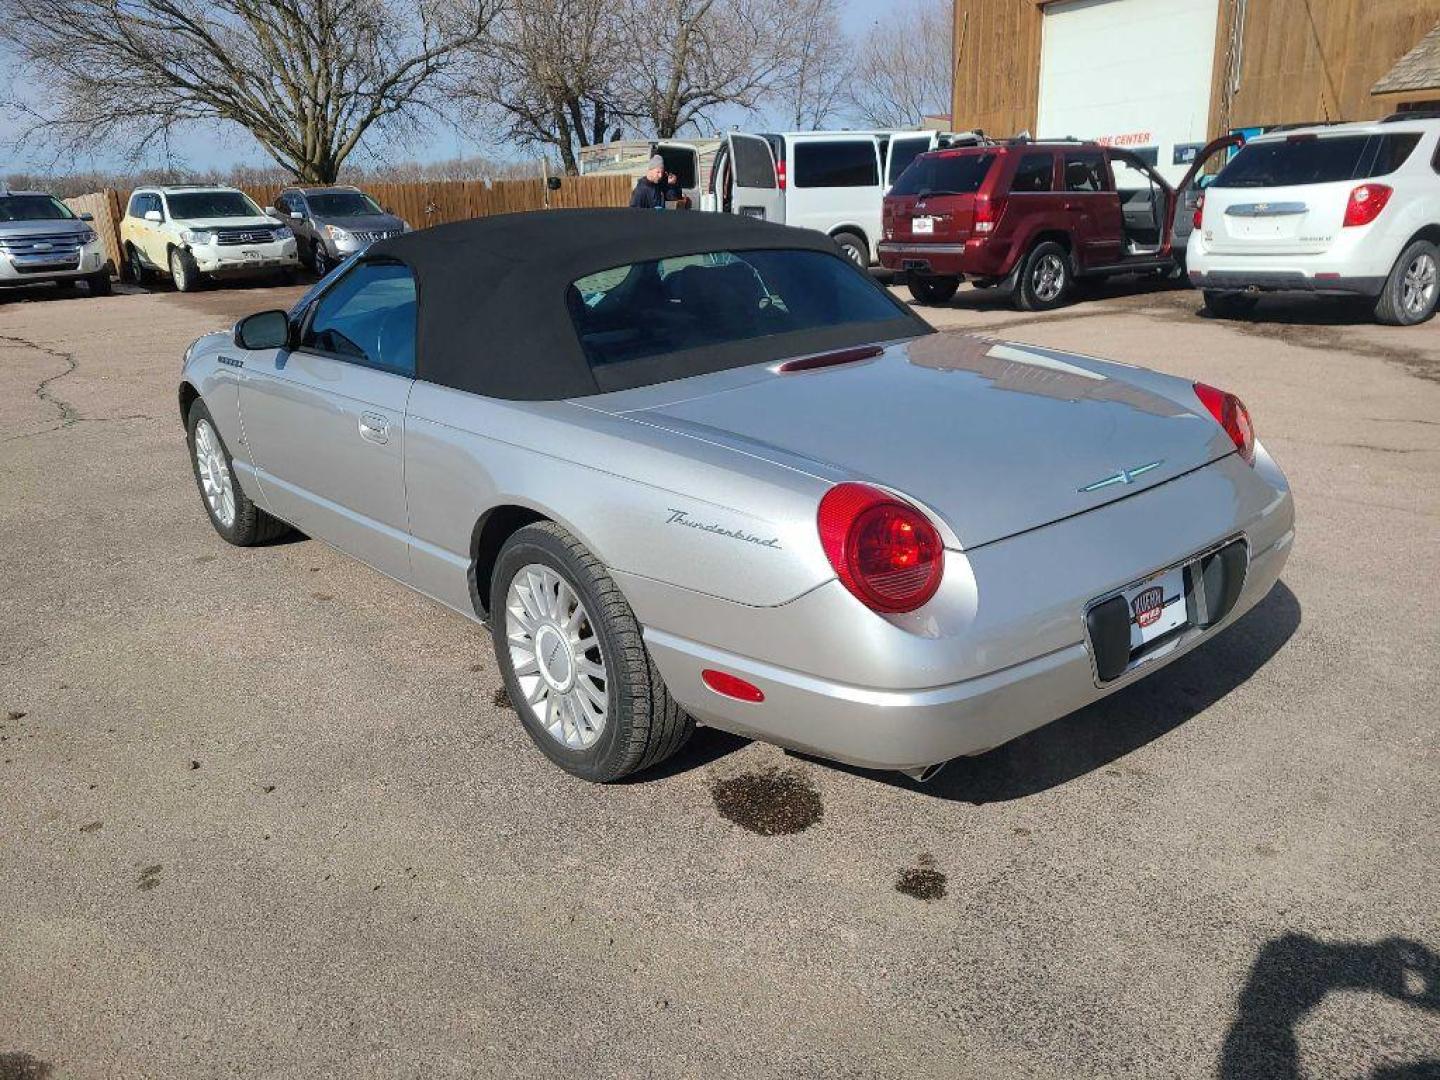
[490,522,692,782]
[907,275,960,305]
[310,242,332,277]
[169,247,201,292]
[186,400,291,546]
[87,271,113,296]
[1374,239,1440,326]
[1014,241,1073,311]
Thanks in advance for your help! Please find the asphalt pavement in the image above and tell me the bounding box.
[1,276,1437,1079]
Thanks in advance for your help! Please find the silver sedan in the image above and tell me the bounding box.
[177,210,1294,783]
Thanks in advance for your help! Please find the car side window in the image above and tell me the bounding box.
[127,193,146,218]
[146,194,165,220]
[1011,153,1055,192]
[1064,153,1109,193]
[793,140,880,188]
[301,260,417,377]
[274,194,291,215]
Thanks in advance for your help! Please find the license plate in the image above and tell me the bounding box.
[912,216,935,235]
[242,249,261,260]
[1123,566,1188,649]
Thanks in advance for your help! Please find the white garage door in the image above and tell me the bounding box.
[1037,0,1219,183]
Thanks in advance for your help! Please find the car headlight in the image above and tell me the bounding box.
[182,229,217,246]
[77,227,98,245]
[325,224,351,243]
[272,225,293,241]
[400,220,411,233]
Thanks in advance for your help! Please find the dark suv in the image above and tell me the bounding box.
[878,136,1236,309]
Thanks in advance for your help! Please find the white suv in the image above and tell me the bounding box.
[1188,116,1440,325]
[120,185,298,292]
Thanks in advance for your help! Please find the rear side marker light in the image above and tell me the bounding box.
[702,670,764,703]
[1343,183,1392,227]
[1194,382,1256,465]
[818,483,945,614]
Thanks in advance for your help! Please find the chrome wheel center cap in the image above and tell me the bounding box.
[534,624,574,692]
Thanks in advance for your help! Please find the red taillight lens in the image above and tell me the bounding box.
[1343,183,1392,227]
[817,483,944,613]
[1193,193,1205,231]
[776,160,786,191]
[1194,382,1256,465]
[973,193,1004,234]
[702,669,765,702]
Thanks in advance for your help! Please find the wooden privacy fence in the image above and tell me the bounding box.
[71,174,636,279]
[63,188,125,277]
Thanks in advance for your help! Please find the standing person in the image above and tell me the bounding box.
[630,155,680,209]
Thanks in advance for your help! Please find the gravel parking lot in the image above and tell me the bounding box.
[2,276,1437,1079]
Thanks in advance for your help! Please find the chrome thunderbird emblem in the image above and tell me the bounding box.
[1078,460,1164,493]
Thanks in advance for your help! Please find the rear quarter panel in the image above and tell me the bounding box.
[404,382,836,619]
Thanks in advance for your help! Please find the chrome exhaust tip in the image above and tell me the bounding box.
[899,761,948,784]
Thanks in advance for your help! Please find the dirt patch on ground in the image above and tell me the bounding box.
[710,767,823,836]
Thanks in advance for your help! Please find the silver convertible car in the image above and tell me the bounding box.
[179,210,1294,783]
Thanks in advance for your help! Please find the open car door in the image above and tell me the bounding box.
[726,133,784,222]
[655,140,700,204]
[1169,134,1247,252]
[885,133,937,191]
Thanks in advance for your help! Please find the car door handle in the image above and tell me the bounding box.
[358,412,390,444]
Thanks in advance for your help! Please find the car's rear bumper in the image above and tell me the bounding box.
[878,240,973,277]
[1189,268,1385,296]
[644,526,1290,772]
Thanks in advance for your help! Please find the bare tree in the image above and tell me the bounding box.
[0,0,498,183]
[847,0,951,129]
[777,0,852,130]
[457,0,628,175]
[618,0,807,138]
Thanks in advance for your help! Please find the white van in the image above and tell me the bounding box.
[701,130,986,264]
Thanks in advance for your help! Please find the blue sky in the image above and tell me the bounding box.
[2,0,889,175]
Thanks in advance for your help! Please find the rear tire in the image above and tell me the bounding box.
[186,399,291,546]
[490,522,693,782]
[1202,290,1260,319]
[1014,241,1073,311]
[169,247,200,293]
[126,245,153,286]
[832,231,868,268]
[907,276,960,305]
[1374,239,1440,326]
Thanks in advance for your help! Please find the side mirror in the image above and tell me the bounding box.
[233,309,291,351]
[144,209,162,223]
[546,176,562,191]
[264,205,278,216]
[79,211,94,222]
[290,211,304,221]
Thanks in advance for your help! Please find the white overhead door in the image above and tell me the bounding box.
[1037,0,1220,183]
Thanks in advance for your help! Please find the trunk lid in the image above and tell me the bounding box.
[613,336,1235,550]
[886,192,976,242]
[1200,179,1351,256]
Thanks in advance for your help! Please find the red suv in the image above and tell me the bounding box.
[878,137,1236,309]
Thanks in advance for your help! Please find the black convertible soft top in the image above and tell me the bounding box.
[366,208,930,400]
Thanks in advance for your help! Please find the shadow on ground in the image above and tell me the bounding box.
[0,1052,51,1080]
[1220,933,1440,1079]
[825,580,1301,804]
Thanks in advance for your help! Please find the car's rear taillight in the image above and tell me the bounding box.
[817,483,944,613]
[776,160,787,191]
[1194,382,1255,465]
[1343,183,1392,228]
[1193,193,1205,231]
[974,193,1005,234]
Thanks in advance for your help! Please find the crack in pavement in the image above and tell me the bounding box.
[0,332,156,443]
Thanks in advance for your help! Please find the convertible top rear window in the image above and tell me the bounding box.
[569,249,910,370]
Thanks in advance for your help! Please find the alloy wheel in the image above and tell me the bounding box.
[504,563,608,750]
[193,419,236,528]
[170,250,189,291]
[1032,254,1065,302]
[1401,252,1437,318]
